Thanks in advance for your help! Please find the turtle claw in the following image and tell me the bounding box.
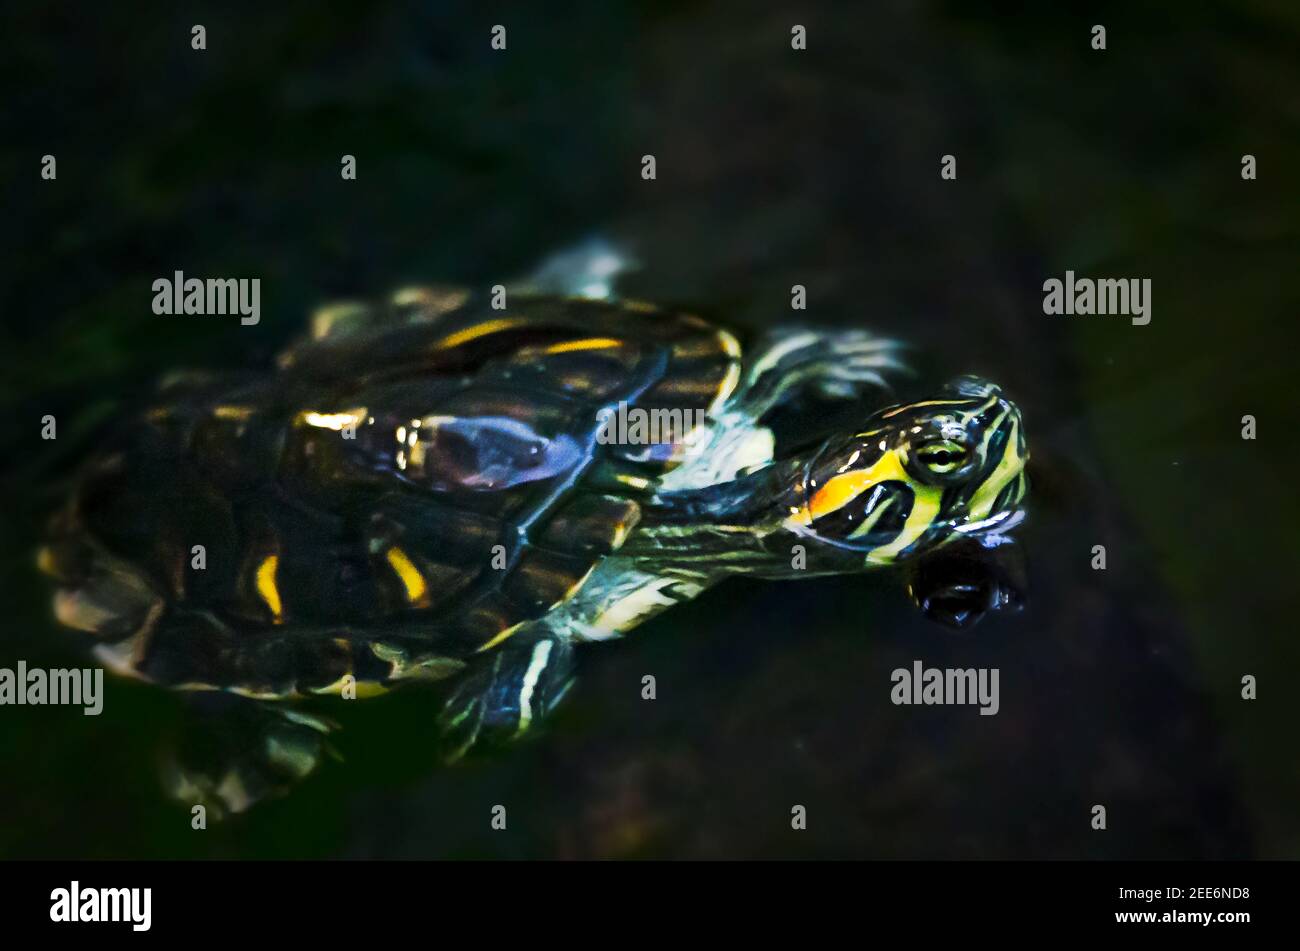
[815,369,890,399]
[741,327,910,418]
[437,688,488,765]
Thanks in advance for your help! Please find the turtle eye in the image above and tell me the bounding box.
[915,440,970,475]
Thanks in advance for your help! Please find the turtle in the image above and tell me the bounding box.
[38,251,1029,816]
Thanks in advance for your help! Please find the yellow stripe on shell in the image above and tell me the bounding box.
[255,554,283,623]
[432,317,531,350]
[540,337,624,354]
[385,546,431,606]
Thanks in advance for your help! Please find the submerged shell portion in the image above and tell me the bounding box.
[41,293,742,696]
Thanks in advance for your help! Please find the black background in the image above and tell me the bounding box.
[1,2,1297,862]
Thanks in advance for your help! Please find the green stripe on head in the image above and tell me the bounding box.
[789,377,1028,565]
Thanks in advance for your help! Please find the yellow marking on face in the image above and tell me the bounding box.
[864,484,942,565]
[797,449,912,524]
[785,446,944,564]
[255,555,283,623]
[622,299,659,313]
[385,547,430,606]
[968,419,1023,520]
[301,408,366,431]
[540,337,624,354]
[847,493,896,539]
[433,317,530,350]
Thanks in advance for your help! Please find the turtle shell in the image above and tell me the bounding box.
[42,294,742,696]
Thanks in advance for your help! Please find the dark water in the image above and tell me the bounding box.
[1,2,1297,859]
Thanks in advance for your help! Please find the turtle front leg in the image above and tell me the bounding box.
[436,627,576,763]
[736,327,908,420]
[655,329,907,490]
[162,694,337,820]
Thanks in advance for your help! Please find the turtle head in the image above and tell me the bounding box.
[786,376,1027,566]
